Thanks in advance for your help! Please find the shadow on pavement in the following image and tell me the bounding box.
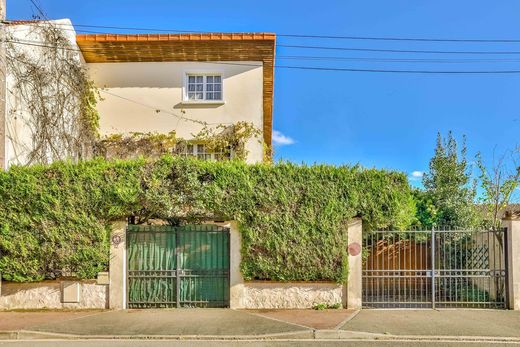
[27,309,312,337]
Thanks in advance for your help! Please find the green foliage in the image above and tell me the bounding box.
[476,151,520,230]
[312,302,341,310]
[313,303,327,310]
[81,79,101,140]
[0,157,414,283]
[413,189,438,228]
[419,132,479,228]
[95,122,261,162]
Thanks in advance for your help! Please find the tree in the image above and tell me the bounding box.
[420,132,479,228]
[476,148,520,230]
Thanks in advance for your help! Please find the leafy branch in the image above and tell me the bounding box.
[96,121,262,161]
[476,148,520,230]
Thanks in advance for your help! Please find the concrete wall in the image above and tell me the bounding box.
[88,62,265,163]
[346,218,363,309]
[242,282,343,309]
[0,280,108,310]
[226,221,245,309]
[502,216,520,310]
[109,221,127,310]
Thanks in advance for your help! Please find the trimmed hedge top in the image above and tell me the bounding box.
[0,157,415,282]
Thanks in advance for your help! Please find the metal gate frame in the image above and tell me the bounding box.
[126,224,230,308]
[362,228,509,309]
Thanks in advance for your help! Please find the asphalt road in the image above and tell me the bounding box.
[0,340,518,347]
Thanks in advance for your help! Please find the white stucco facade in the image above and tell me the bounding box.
[3,21,269,166]
[88,61,265,163]
[5,19,82,168]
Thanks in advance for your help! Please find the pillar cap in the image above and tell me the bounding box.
[503,210,520,221]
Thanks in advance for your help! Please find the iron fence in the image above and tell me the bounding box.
[362,228,508,309]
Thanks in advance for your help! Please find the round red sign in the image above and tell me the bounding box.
[348,242,361,256]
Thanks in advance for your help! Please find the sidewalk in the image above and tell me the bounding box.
[1,308,520,342]
[0,310,103,331]
[341,309,520,338]
[1,309,315,339]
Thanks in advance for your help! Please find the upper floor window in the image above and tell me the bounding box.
[186,74,222,101]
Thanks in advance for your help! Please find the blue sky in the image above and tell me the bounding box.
[7,0,520,188]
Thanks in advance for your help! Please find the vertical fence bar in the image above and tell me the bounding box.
[384,233,387,307]
[431,227,436,309]
[420,230,424,306]
[227,227,231,307]
[415,233,418,307]
[375,233,379,307]
[490,230,493,308]
[176,229,181,308]
[504,227,509,309]
[470,232,474,308]
[408,232,412,306]
[396,232,400,306]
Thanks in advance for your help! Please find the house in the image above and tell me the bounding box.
[2,19,275,168]
[77,32,275,163]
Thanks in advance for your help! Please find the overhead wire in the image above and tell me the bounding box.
[99,89,230,126]
[20,21,520,44]
[6,38,520,74]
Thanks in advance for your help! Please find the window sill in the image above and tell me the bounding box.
[180,100,226,106]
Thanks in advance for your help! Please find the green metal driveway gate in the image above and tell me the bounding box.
[127,224,230,308]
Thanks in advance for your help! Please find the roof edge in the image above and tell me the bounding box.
[76,32,276,42]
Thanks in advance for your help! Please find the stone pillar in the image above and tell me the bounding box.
[226,221,245,309]
[502,215,520,310]
[109,221,127,310]
[345,217,362,309]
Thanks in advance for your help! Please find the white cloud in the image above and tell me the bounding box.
[409,171,424,181]
[272,130,295,146]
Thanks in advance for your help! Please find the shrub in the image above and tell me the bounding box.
[0,157,415,282]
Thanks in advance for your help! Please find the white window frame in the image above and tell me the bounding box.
[181,143,231,161]
[183,72,224,104]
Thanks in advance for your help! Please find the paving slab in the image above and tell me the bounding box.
[342,309,520,337]
[0,311,103,331]
[247,309,358,329]
[26,309,311,337]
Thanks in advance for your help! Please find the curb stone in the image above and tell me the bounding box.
[2,329,520,342]
[6,330,315,341]
[0,331,18,340]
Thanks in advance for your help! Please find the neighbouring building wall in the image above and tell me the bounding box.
[87,61,264,163]
[5,19,84,168]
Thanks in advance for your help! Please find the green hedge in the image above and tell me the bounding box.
[0,157,415,283]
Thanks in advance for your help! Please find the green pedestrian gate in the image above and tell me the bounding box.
[127,224,230,308]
